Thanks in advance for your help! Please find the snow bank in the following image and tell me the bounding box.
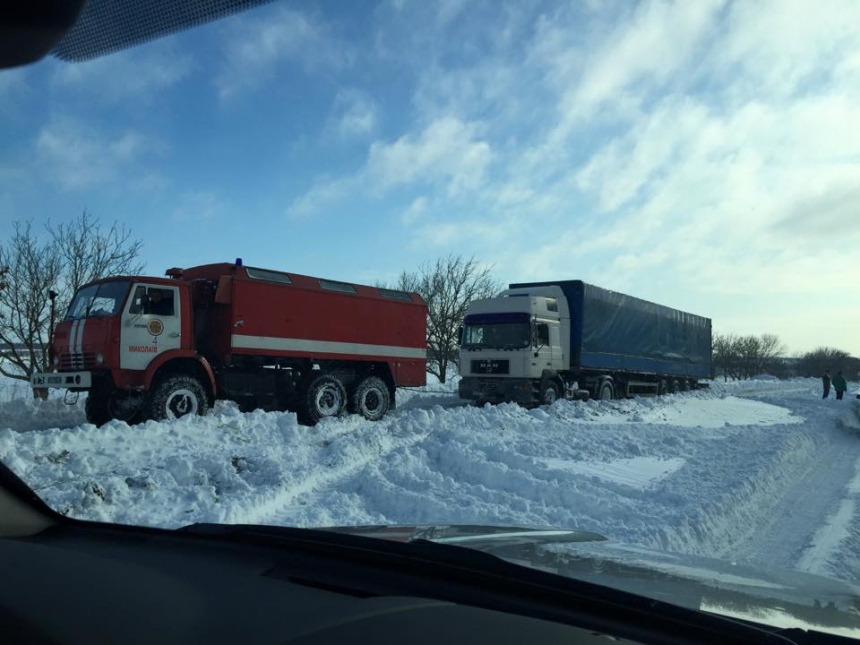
[3,377,860,583]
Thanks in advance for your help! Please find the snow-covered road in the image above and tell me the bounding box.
[1,377,859,583]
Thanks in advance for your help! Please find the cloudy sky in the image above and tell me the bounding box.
[1,0,858,354]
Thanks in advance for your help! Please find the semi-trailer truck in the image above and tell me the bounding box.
[458,280,711,406]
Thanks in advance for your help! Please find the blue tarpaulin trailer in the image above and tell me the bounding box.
[509,280,712,380]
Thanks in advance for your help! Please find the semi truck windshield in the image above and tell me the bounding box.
[462,322,531,349]
[65,281,131,321]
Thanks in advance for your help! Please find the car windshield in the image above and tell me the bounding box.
[64,281,131,320]
[1,0,859,638]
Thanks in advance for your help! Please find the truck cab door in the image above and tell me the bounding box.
[548,324,563,371]
[533,323,553,375]
[120,284,182,370]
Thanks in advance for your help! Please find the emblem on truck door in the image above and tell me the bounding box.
[147,319,164,336]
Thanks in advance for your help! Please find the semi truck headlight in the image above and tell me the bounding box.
[96,353,105,365]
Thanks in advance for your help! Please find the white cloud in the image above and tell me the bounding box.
[365,117,494,195]
[35,119,165,190]
[217,7,350,100]
[51,45,194,103]
[328,89,378,138]
[401,196,428,225]
[287,175,356,218]
[289,116,493,217]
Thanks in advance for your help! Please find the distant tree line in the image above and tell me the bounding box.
[712,332,859,381]
[711,333,787,381]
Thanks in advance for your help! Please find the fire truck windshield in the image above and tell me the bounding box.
[64,281,132,321]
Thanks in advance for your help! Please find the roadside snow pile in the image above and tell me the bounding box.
[0,395,86,433]
[3,377,860,582]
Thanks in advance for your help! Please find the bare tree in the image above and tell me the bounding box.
[49,210,144,317]
[712,332,786,380]
[712,333,741,381]
[394,255,501,383]
[799,347,859,379]
[0,212,144,395]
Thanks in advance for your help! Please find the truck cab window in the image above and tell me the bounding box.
[129,286,175,316]
[536,323,550,347]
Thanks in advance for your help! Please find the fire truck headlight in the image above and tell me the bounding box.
[52,355,59,367]
[96,353,105,365]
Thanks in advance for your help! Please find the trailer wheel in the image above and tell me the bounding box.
[598,381,614,401]
[680,379,690,392]
[301,373,347,425]
[352,376,390,421]
[657,379,668,396]
[540,381,560,405]
[148,375,209,421]
[670,379,680,393]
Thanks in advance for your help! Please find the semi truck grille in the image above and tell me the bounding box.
[471,359,509,375]
[60,353,97,370]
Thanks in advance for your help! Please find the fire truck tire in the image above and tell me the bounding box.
[352,376,390,421]
[301,373,347,425]
[85,391,112,427]
[147,375,209,421]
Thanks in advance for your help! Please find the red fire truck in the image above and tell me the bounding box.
[31,261,427,425]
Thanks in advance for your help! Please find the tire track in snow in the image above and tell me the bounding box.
[221,412,439,526]
[718,432,860,571]
[697,392,859,575]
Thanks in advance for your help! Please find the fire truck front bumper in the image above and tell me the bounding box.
[31,371,92,389]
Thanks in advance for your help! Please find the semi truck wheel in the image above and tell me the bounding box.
[352,376,390,421]
[657,379,668,396]
[670,379,680,393]
[540,381,560,405]
[301,373,347,425]
[148,374,209,421]
[598,381,614,401]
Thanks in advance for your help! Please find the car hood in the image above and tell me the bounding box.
[327,524,860,638]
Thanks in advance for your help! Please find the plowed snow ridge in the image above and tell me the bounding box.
[2,377,860,581]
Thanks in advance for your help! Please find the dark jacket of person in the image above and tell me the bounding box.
[832,373,848,393]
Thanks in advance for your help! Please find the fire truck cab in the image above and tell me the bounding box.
[32,261,427,426]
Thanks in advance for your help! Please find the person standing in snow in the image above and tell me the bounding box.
[832,371,847,400]
[822,371,831,399]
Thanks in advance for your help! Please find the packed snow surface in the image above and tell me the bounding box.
[2,375,860,583]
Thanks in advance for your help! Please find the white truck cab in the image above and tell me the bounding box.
[458,286,585,405]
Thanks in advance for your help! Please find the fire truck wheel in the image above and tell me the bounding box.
[352,376,390,421]
[148,375,209,421]
[301,373,347,425]
[85,391,112,427]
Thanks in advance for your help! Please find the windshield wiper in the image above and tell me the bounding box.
[177,523,795,645]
